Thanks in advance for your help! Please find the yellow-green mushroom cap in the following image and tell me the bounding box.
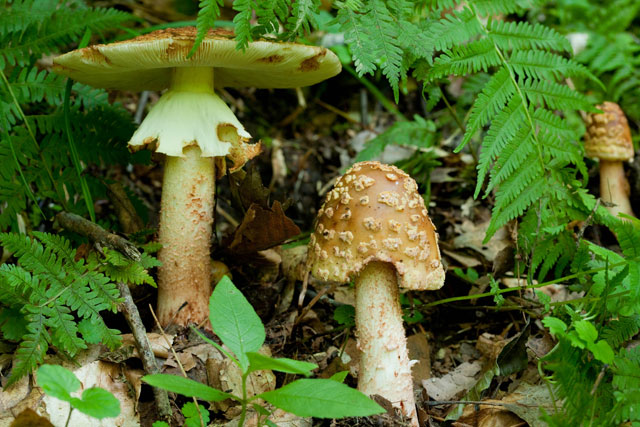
[52,27,342,92]
[53,27,341,163]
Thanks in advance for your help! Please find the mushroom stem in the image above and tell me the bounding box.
[355,261,418,426]
[599,160,635,219]
[157,145,215,326]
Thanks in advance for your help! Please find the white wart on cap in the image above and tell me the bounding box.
[307,161,445,290]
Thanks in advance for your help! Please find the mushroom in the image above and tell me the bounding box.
[584,102,636,219]
[53,28,341,326]
[306,161,445,425]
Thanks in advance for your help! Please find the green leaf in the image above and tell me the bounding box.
[141,374,234,402]
[209,276,265,371]
[574,320,598,343]
[258,379,385,418]
[70,387,120,419]
[329,371,349,383]
[333,305,355,327]
[542,316,568,336]
[246,352,317,376]
[37,364,80,402]
[182,402,210,427]
[588,340,614,364]
[152,422,170,427]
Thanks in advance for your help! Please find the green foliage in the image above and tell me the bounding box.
[182,402,211,427]
[37,364,121,420]
[539,219,640,426]
[0,232,124,385]
[0,232,158,386]
[354,115,437,163]
[143,277,384,425]
[542,0,640,121]
[0,0,138,232]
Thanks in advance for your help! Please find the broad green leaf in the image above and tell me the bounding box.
[37,364,80,402]
[181,402,210,427]
[258,379,385,418]
[329,371,349,383]
[574,320,598,343]
[210,276,265,371]
[142,374,234,402]
[542,316,567,336]
[70,388,120,419]
[588,340,615,364]
[247,352,316,376]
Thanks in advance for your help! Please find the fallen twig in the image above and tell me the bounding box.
[55,211,141,260]
[56,212,170,419]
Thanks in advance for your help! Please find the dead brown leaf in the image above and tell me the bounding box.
[228,201,301,254]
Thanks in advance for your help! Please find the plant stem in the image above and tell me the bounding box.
[424,261,627,308]
[343,63,407,121]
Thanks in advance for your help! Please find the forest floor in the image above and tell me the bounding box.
[2,2,639,427]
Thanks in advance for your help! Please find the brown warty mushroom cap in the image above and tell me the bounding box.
[307,161,445,291]
[585,102,634,161]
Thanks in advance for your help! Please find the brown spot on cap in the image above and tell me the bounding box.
[257,54,285,63]
[299,50,327,72]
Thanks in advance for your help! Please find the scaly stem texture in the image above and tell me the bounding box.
[355,261,417,426]
[157,146,214,326]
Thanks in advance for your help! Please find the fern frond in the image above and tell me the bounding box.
[232,0,254,49]
[429,7,483,52]
[364,0,403,99]
[602,316,640,347]
[460,68,515,149]
[493,153,543,207]
[430,38,501,79]
[487,174,546,238]
[488,20,571,52]
[475,93,527,197]
[486,126,534,193]
[46,304,86,356]
[8,306,50,386]
[509,50,595,81]
[474,0,524,16]
[520,78,592,111]
[614,221,640,259]
[287,0,319,38]
[613,347,640,390]
[0,7,132,69]
[0,233,64,279]
[336,7,378,77]
[0,0,58,37]
[190,0,224,56]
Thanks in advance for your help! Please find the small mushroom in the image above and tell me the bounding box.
[584,102,636,219]
[54,28,341,326]
[306,161,445,426]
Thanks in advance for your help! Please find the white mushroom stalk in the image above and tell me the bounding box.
[355,261,417,424]
[129,67,252,326]
[307,161,445,426]
[584,102,636,220]
[53,27,342,328]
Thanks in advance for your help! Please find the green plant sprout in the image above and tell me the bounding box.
[152,402,210,427]
[36,364,121,426]
[143,276,384,426]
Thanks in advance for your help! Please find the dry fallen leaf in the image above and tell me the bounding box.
[228,201,301,254]
[422,361,483,401]
[8,409,53,427]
